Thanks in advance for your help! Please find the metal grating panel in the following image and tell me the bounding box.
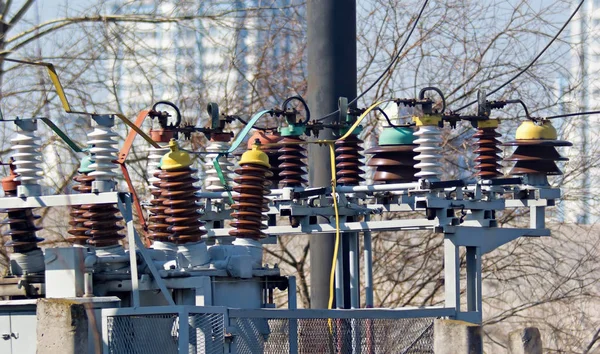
[233,317,434,354]
[189,313,226,354]
[107,314,179,354]
[106,313,225,354]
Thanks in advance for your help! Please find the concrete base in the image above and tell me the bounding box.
[36,299,90,354]
[508,327,542,354]
[434,319,482,354]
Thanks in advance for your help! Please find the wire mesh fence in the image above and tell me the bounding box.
[233,317,433,354]
[106,312,225,354]
[104,308,435,354]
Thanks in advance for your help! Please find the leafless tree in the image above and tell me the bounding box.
[1,0,598,353]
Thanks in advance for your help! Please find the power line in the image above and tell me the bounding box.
[453,0,585,113]
[546,110,600,120]
[315,0,430,122]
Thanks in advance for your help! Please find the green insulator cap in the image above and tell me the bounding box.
[78,155,95,173]
[378,126,415,145]
[279,124,306,137]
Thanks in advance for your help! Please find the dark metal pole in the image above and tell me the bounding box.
[307,0,357,309]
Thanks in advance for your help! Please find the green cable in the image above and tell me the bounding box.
[210,109,273,202]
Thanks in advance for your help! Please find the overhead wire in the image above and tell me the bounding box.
[315,0,430,122]
[453,0,585,113]
[545,110,600,120]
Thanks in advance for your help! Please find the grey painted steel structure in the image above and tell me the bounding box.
[307,0,358,309]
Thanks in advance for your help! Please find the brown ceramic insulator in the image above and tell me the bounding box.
[278,136,307,187]
[264,142,284,186]
[67,173,95,245]
[365,145,418,183]
[80,203,125,247]
[247,131,283,185]
[503,140,572,176]
[335,135,365,186]
[473,127,502,178]
[157,167,206,244]
[1,208,43,253]
[146,170,171,242]
[229,163,272,239]
[1,163,19,195]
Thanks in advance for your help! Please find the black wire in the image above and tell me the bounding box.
[419,86,446,113]
[316,110,339,122]
[375,107,408,128]
[151,100,182,127]
[453,0,585,113]
[282,95,311,123]
[234,95,310,131]
[512,99,530,120]
[315,0,430,122]
[545,110,600,120]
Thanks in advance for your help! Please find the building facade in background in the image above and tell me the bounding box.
[109,0,298,118]
[564,0,600,224]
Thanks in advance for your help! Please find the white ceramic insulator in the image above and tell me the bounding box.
[203,140,234,192]
[147,145,170,192]
[414,125,443,180]
[11,128,43,186]
[88,125,119,182]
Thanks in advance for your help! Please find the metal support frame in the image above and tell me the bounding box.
[1,191,175,307]
[442,224,546,323]
[363,214,374,308]
[0,171,558,332]
[116,193,175,307]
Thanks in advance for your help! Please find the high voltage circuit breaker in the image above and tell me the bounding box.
[0,63,569,353]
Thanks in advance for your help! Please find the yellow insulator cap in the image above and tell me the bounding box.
[412,114,442,126]
[515,120,557,140]
[161,139,192,170]
[476,119,499,129]
[240,144,271,168]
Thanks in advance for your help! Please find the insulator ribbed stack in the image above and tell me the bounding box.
[335,135,365,186]
[87,120,119,186]
[156,167,206,244]
[366,145,418,183]
[504,142,571,175]
[503,120,572,181]
[147,145,170,193]
[413,125,443,180]
[147,170,171,242]
[67,173,95,245]
[11,124,43,193]
[278,137,307,187]
[229,164,272,239]
[473,127,502,178]
[80,203,124,247]
[1,208,43,254]
[204,140,234,192]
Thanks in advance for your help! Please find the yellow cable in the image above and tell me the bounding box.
[326,141,340,310]
[339,99,397,140]
[262,138,340,312]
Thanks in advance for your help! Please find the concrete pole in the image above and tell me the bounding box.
[307,0,357,309]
